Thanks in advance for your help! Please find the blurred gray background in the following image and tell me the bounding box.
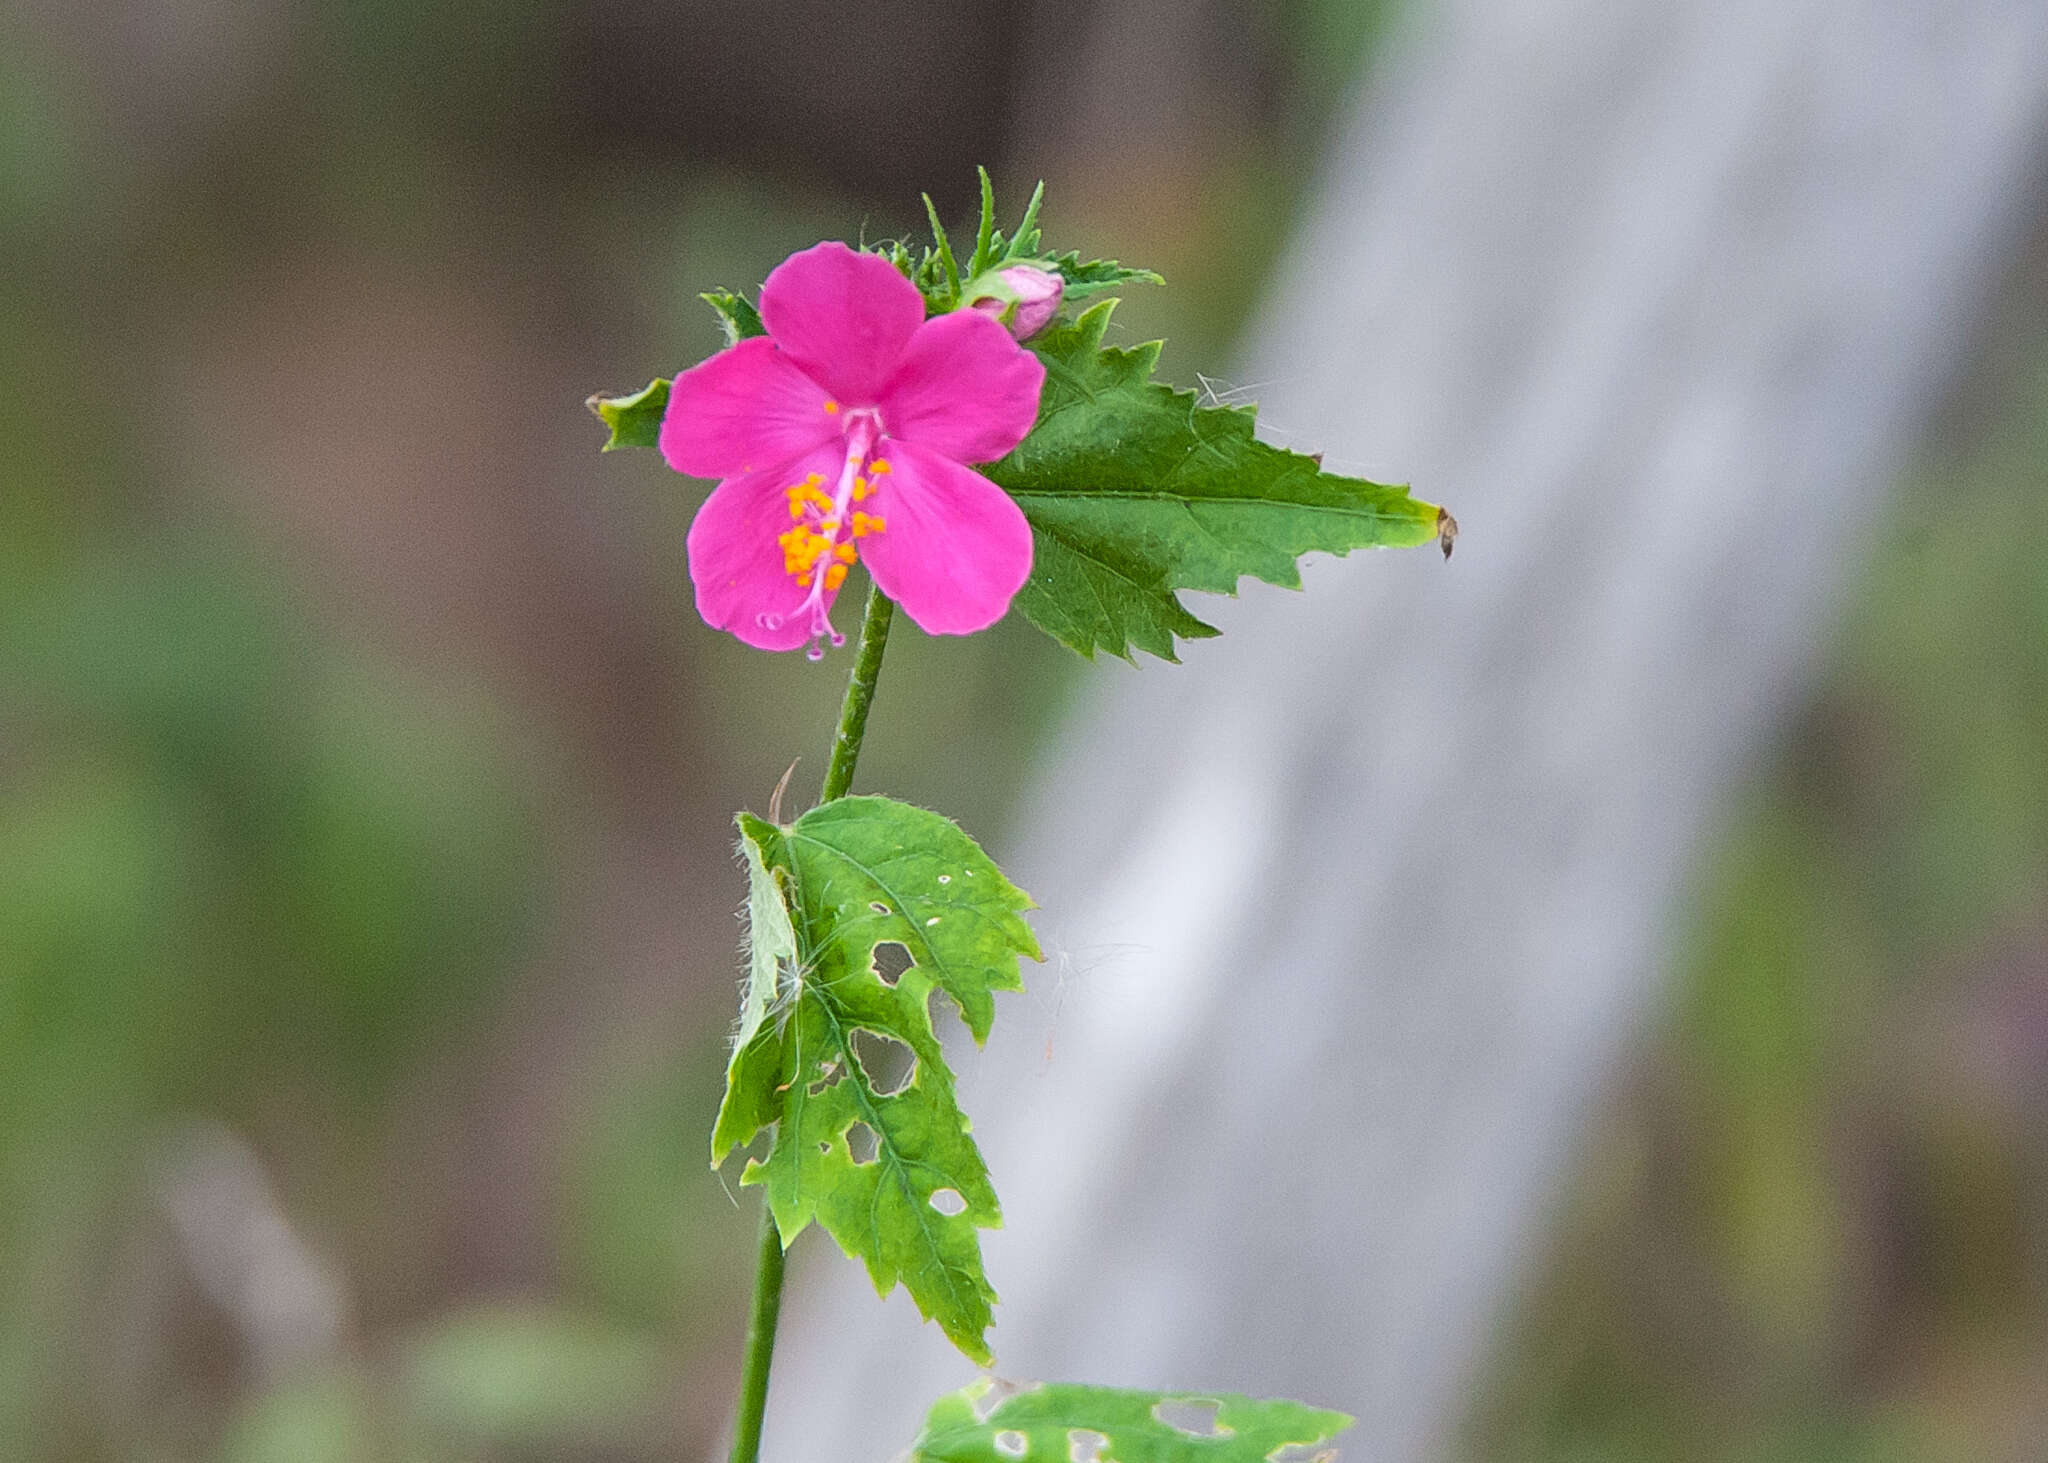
[4,2,2047,1460]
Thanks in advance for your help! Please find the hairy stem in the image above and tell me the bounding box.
[821,587,897,802]
[728,583,896,1463]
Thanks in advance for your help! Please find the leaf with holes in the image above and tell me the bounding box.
[713,796,1041,1364]
[909,1379,1355,1463]
[986,300,1454,661]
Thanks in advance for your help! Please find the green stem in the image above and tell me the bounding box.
[727,1205,784,1463]
[821,587,897,803]
[728,583,896,1463]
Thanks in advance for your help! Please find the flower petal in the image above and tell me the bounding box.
[686,446,847,652]
[859,440,1033,636]
[660,337,838,480]
[758,242,925,406]
[878,310,1045,464]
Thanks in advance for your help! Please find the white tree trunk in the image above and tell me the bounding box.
[764,2,2048,1458]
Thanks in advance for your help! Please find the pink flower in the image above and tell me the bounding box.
[660,242,1046,657]
[969,264,1064,341]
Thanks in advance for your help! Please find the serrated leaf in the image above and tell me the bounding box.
[988,300,1451,661]
[970,166,999,278]
[1046,252,1165,299]
[713,796,1041,1364]
[910,1379,1355,1463]
[585,379,668,452]
[701,288,766,344]
[1007,180,1045,262]
[924,193,962,304]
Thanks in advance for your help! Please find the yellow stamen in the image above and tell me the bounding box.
[823,400,839,414]
[868,459,890,475]
[777,466,877,587]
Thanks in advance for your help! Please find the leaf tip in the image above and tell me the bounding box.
[586,391,625,452]
[588,378,671,452]
[1070,297,1118,348]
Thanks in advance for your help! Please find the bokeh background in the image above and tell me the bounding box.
[3,1,2044,1459]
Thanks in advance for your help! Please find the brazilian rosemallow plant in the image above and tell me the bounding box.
[589,172,1454,1463]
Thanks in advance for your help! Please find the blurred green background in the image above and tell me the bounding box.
[1,1,2041,1459]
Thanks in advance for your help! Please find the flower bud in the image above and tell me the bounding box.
[967,264,1063,341]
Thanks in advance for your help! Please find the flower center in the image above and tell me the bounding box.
[769,410,891,659]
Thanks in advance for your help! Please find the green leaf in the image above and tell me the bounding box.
[732,827,796,1061]
[701,288,766,344]
[713,795,1041,1364]
[970,173,1154,296]
[585,379,667,453]
[928,175,1157,314]
[970,165,999,278]
[989,300,1453,661]
[910,1379,1355,1463]
[1007,180,1046,261]
[923,193,962,304]
[1046,251,1164,299]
